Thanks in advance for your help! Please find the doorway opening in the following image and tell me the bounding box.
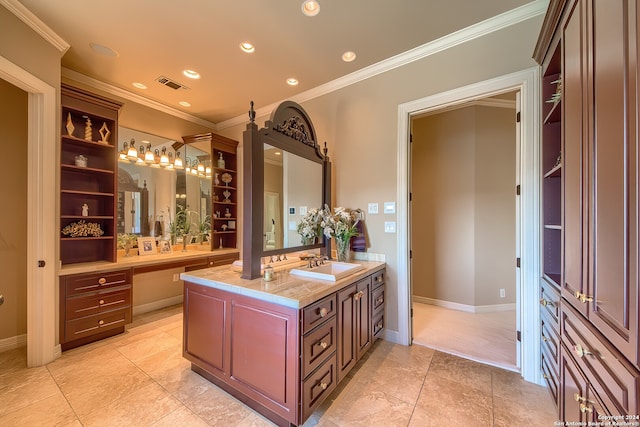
[396,67,542,384]
[410,91,519,371]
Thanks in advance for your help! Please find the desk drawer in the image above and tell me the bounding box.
[64,308,130,342]
[64,269,131,296]
[302,317,337,378]
[65,287,131,320]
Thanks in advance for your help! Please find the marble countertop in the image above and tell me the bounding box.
[180,259,385,309]
[58,247,239,276]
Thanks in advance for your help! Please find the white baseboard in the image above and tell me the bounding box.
[413,296,516,313]
[0,333,27,353]
[132,295,183,316]
[381,328,401,344]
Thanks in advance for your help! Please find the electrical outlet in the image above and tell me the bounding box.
[384,221,396,233]
[500,288,505,298]
[173,273,180,282]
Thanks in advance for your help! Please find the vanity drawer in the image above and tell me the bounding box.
[64,308,131,342]
[372,311,385,339]
[64,269,131,296]
[300,353,337,423]
[302,317,337,378]
[371,269,385,290]
[371,285,385,315]
[65,287,131,321]
[302,294,336,334]
[561,303,640,415]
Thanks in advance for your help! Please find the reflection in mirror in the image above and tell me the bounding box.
[117,128,211,239]
[263,144,322,251]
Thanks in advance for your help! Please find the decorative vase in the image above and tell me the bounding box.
[335,237,350,262]
[124,242,132,257]
[214,173,220,186]
[170,234,176,246]
[182,235,189,252]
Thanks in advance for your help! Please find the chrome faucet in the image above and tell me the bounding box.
[304,254,328,268]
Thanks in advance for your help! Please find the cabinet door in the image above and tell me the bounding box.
[337,283,356,381]
[355,278,371,359]
[588,0,638,365]
[562,0,589,318]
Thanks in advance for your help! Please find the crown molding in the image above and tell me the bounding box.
[62,68,219,130]
[217,0,547,130]
[1,0,70,53]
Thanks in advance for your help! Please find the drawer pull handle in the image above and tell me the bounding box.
[574,291,593,303]
[376,275,383,282]
[543,374,550,380]
[541,334,548,342]
[539,298,555,307]
[319,341,328,349]
[376,321,383,329]
[99,300,105,305]
[98,278,107,285]
[98,320,105,325]
[320,382,328,390]
[573,343,592,358]
[319,307,328,317]
[579,403,593,414]
[353,291,365,301]
[376,296,384,304]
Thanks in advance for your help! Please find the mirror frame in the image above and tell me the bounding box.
[242,101,331,279]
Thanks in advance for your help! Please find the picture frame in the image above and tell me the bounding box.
[137,236,156,256]
[158,239,172,254]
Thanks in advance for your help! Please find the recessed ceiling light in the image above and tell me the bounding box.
[342,51,357,62]
[240,42,255,53]
[89,42,119,57]
[179,101,191,107]
[301,0,320,16]
[182,69,200,79]
[132,82,147,90]
[287,78,299,86]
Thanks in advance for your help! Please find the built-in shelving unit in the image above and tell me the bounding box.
[60,84,122,265]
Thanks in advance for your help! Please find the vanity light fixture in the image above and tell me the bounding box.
[240,42,255,53]
[159,147,170,167]
[126,139,139,161]
[132,82,147,90]
[174,151,184,169]
[301,0,320,16]
[149,149,161,168]
[342,51,356,62]
[287,78,299,86]
[144,145,155,164]
[182,69,201,79]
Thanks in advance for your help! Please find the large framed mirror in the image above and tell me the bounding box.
[242,101,331,279]
[116,128,212,244]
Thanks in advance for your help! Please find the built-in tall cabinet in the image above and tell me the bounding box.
[182,132,239,250]
[534,0,639,420]
[60,84,122,265]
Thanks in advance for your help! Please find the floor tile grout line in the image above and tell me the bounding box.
[45,363,85,426]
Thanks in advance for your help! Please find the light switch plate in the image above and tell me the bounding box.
[384,221,396,233]
[289,221,297,230]
[299,206,308,215]
[368,203,379,214]
[384,202,396,214]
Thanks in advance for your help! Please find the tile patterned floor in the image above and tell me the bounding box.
[0,305,558,426]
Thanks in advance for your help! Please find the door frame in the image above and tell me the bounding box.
[0,55,58,366]
[396,67,542,384]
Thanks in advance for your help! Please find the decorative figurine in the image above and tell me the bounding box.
[65,112,75,136]
[217,152,225,169]
[224,208,231,218]
[223,189,231,203]
[84,116,92,141]
[74,154,87,168]
[81,203,89,217]
[99,122,111,144]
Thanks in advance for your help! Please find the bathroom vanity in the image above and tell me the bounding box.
[180,260,385,426]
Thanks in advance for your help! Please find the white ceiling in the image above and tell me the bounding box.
[19,0,534,125]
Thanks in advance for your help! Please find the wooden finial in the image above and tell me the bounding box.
[249,101,256,123]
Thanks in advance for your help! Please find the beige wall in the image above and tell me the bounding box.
[216,15,542,332]
[0,78,28,340]
[411,104,516,307]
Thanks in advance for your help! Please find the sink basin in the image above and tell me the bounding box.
[290,262,364,282]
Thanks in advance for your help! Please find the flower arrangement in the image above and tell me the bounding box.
[320,205,360,242]
[61,220,104,237]
[296,207,323,244]
[117,233,137,249]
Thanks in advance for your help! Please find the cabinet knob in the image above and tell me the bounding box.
[574,291,593,303]
[543,374,550,380]
[320,382,328,390]
[573,343,592,358]
[319,307,328,317]
[376,275,383,282]
[319,341,328,349]
[541,334,548,342]
[539,298,554,307]
[376,296,384,305]
[353,291,365,301]
[99,320,104,325]
[376,321,383,329]
[579,403,593,414]
[98,277,107,285]
[99,300,105,305]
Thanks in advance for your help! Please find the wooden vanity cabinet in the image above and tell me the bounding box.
[59,269,132,351]
[183,267,385,426]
